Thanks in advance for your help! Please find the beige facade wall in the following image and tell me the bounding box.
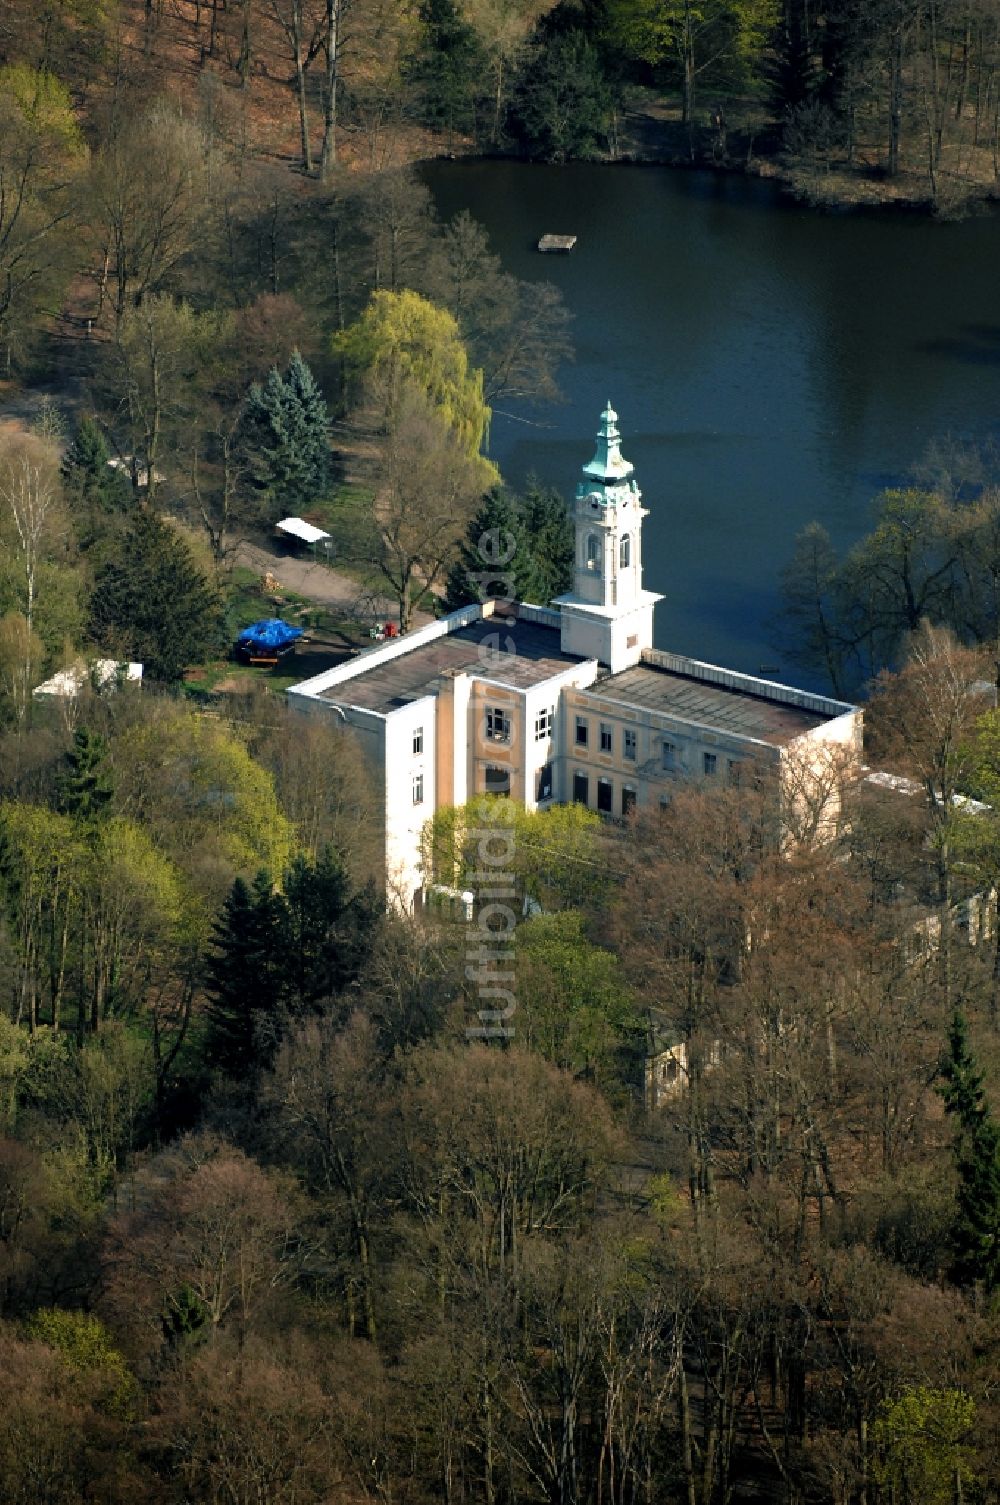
[560,684,782,820]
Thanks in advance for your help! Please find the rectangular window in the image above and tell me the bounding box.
[623,728,637,762]
[486,706,512,744]
[600,723,613,753]
[597,777,613,813]
[534,706,554,741]
[537,764,553,801]
[412,773,424,805]
[573,771,589,805]
[659,795,670,811]
[622,786,637,817]
[627,633,639,649]
[662,741,676,771]
[485,765,511,797]
[412,726,423,756]
[727,758,740,786]
[575,717,588,748]
[703,752,717,777]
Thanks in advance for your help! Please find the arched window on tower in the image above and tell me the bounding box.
[619,533,631,569]
[586,534,602,571]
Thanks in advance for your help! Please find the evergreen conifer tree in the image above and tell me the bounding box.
[240,352,332,519]
[445,481,572,610]
[522,475,574,602]
[62,418,131,517]
[57,728,114,823]
[406,0,486,139]
[282,847,381,1013]
[203,872,287,1077]
[445,486,529,610]
[939,1009,1000,1291]
[89,510,223,681]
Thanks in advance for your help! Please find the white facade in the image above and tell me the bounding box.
[288,405,862,907]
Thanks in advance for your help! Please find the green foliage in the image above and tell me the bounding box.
[62,419,132,545]
[239,351,332,521]
[0,65,85,152]
[425,796,605,912]
[510,31,612,161]
[26,1308,136,1417]
[938,1010,1000,1292]
[162,1283,210,1350]
[333,289,495,472]
[88,509,223,681]
[445,478,572,610]
[203,871,288,1077]
[115,710,293,886]
[519,910,642,1087]
[204,850,381,1077]
[871,1385,976,1505]
[405,0,487,137]
[57,728,113,823]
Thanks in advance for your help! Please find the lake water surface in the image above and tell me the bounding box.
[422,161,1000,689]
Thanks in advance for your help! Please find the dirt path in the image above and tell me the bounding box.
[234,539,435,629]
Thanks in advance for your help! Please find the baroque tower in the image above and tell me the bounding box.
[555,401,661,672]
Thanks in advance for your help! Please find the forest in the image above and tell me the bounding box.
[2,0,1000,1502]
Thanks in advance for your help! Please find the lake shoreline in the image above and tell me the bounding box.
[424,112,1000,221]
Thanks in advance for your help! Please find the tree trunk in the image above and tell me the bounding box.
[319,0,340,178]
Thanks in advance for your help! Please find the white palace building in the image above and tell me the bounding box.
[289,404,862,907]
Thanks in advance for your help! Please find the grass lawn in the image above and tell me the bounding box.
[185,582,372,705]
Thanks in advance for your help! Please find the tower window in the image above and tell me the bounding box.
[412,773,424,805]
[620,533,631,569]
[412,726,423,755]
[586,534,602,571]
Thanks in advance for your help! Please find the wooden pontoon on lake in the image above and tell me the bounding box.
[537,234,577,252]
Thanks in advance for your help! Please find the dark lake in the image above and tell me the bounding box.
[422,160,1000,691]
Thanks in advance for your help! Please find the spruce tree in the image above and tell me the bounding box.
[522,476,574,603]
[62,418,131,545]
[282,847,380,1013]
[445,486,529,610]
[240,352,332,519]
[445,481,572,610]
[203,872,286,1077]
[939,1010,1000,1292]
[57,728,113,823]
[89,510,223,681]
[406,0,485,139]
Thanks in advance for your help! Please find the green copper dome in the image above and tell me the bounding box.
[581,401,634,484]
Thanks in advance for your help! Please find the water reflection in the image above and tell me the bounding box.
[421,161,1000,688]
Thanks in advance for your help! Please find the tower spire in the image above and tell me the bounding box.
[582,400,634,487]
[555,402,661,672]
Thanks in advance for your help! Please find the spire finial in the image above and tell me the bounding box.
[582,401,631,484]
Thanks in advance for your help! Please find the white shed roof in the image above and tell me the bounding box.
[34,660,143,699]
[276,516,331,545]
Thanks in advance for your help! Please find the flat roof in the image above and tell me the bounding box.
[588,663,834,745]
[276,516,331,544]
[318,615,577,714]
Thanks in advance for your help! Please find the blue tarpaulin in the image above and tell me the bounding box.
[236,619,304,652]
